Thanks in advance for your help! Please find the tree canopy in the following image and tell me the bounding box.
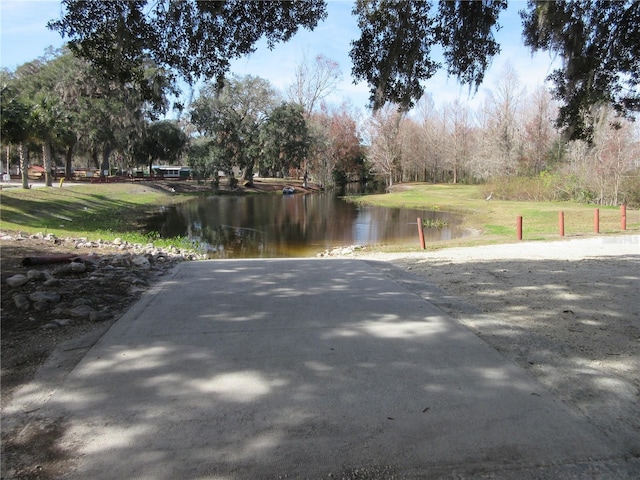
[350,0,506,111]
[49,0,327,90]
[48,0,638,141]
[521,0,640,141]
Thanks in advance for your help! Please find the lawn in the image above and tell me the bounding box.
[2,182,637,252]
[0,183,191,247]
[346,183,638,247]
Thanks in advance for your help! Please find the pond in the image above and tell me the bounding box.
[145,190,469,258]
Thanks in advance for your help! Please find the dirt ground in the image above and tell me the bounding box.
[1,233,639,478]
[1,239,107,478]
[360,235,640,460]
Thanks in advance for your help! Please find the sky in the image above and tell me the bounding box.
[1,0,560,115]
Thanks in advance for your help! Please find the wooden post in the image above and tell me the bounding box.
[517,216,523,241]
[417,217,426,250]
[559,211,565,237]
[621,204,627,231]
[594,208,600,234]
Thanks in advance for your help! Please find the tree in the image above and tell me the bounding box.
[307,102,364,188]
[190,75,279,185]
[412,93,447,183]
[521,0,640,142]
[286,53,342,116]
[185,137,217,183]
[520,86,559,175]
[259,103,310,177]
[137,120,187,175]
[482,63,525,176]
[49,0,327,97]
[442,99,474,183]
[0,84,31,188]
[365,104,405,186]
[590,108,639,205]
[350,0,506,111]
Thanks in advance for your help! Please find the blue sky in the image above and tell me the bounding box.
[1,0,559,113]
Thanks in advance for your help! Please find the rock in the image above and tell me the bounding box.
[53,262,86,275]
[90,310,112,322]
[27,270,46,280]
[41,318,71,329]
[70,261,86,273]
[29,291,61,303]
[68,304,97,318]
[128,285,148,295]
[13,293,30,310]
[132,255,151,270]
[72,298,93,307]
[6,274,29,288]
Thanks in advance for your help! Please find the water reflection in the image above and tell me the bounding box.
[145,191,468,258]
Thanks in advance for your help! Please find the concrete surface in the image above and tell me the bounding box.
[45,259,636,479]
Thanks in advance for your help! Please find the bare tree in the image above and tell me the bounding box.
[365,104,405,187]
[412,93,447,183]
[521,87,559,175]
[483,63,525,176]
[442,99,474,183]
[591,108,640,205]
[286,53,342,116]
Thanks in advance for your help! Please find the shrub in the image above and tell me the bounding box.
[620,169,640,208]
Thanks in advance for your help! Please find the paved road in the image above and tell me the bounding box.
[45,259,636,479]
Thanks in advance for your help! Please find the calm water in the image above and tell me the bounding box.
[145,190,468,258]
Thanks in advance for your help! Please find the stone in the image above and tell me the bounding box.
[90,310,112,322]
[27,270,46,280]
[132,255,151,270]
[13,293,30,310]
[29,291,61,303]
[70,261,86,273]
[6,274,28,288]
[72,298,93,307]
[68,304,97,318]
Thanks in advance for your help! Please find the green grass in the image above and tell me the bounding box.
[2,182,637,254]
[0,183,196,249]
[347,183,639,248]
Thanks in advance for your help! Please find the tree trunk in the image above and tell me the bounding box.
[19,144,29,189]
[43,142,53,187]
[241,163,254,186]
[5,145,9,180]
[65,145,74,179]
[100,144,112,177]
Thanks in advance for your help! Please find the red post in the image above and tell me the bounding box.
[621,204,627,231]
[559,211,565,237]
[594,208,600,234]
[517,216,523,241]
[417,217,426,250]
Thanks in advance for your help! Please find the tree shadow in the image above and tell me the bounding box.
[21,259,631,478]
[369,255,640,459]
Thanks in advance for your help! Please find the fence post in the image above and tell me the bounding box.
[559,211,565,237]
[417,217,426,250]
[621,205,627,231]
[594,208,600,234]
[517,216,523,241]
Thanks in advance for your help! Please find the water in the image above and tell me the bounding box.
[145,190,468,258]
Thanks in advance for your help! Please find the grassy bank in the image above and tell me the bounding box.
[2,182,637,254]
[0,183,195,248]
[346,183,639,249]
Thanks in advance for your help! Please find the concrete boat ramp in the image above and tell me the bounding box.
[35,259,638,479]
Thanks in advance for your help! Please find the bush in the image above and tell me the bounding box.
[620,169,640,208]
[486,175,558,201]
